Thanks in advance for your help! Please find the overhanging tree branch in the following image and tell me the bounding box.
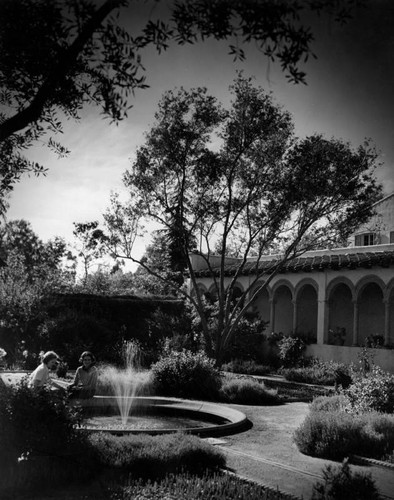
[0,0,124,143]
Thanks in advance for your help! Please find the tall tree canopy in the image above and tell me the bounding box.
[0,220,73,359]
[0,0,362,212]
[102,74,382,364]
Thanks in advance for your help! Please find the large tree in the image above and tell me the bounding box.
[0,0,362,212]
[133,230,187,296]
[0,220,73,361]
[101,75,382,364]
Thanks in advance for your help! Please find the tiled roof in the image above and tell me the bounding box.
[194,250,394,277]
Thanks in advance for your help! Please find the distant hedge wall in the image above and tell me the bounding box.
[40,293,185,367]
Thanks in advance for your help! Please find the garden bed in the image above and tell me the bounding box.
[223,372,333,402]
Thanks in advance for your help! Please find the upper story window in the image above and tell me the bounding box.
[355,233,376,246]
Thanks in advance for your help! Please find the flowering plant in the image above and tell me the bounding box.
[0,348,6,359]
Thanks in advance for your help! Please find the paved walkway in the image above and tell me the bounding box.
[209,401,394,499]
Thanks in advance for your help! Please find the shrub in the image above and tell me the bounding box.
[222,359,272,376]
[309,395,349,413]
[0,381,96,496]
[224,313,267,363]
[278,336,305,368]
[294,411,363,460]
[312,459,381,500]
[354,346,376,375]
[294,409,394,460]
[345,365,394,414]
[219,377,280,405]
[88,432,225,478]
[151,350,221,400]
[365,334,385,348]
[282,360,349,386]
[362,412,394,458]
[0,380,84,464]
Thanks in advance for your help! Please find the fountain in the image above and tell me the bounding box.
[77,341,249,437]
[98,340,151,425]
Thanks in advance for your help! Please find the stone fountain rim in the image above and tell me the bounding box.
[76,395,249,437]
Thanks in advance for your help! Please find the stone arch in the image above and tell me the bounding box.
[208,283,219,301]
[356,276,385,346]
[326,276,356,301]
[194,282,208,294]
[232,281,244,295]
[230,281,245,307]
[327,279,354,346]
[249,281,270,325]
[387,277,394,299]
[355,275,386,299]
[272,280,294,335]
[294,278,318,296]
[271,279,295,300]
[190,282,208,301]
[295,279,318,342]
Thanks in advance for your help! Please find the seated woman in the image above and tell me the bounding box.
[68,351,98,399]
[29,351,63,389]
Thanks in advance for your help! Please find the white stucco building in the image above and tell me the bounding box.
[192,194,394,373]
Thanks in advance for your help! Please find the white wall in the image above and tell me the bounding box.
[307,344,394,374]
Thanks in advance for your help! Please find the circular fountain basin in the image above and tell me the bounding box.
[75,396,249,437]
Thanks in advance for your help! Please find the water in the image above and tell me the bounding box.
[83,414,216,431]
[99,341,151,425]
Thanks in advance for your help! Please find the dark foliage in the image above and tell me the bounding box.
[152,350,221,400]
[312,459,381,500]
[38,294,184,368]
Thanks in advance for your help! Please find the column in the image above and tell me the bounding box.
[269,299,275,332]
[292,299,297,334]
[384,299,390,346]
[352,300,358,346]
[316,299,328,345]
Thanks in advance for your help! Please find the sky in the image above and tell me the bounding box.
[6,0,394,268]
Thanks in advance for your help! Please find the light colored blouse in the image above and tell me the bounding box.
[29,363,50,388]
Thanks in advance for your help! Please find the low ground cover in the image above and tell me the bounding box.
[222,359,272,376]
[221,354,350,395]
[258,376,333,402]
[111,471,297,500]
[89,432,225,478]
